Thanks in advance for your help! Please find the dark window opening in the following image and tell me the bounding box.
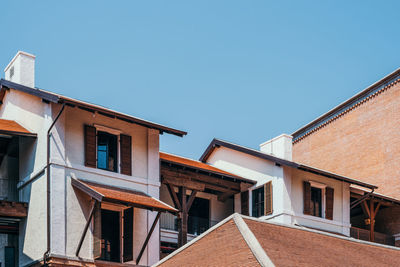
[252,187,264,218]
[188,197,210,235]
[97,131,118,172]
[311,187,322,217]
[100,210,120,262]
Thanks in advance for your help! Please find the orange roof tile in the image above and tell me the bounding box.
[160,152,255,184]
[0,119,35,137]
[72,179,177,213]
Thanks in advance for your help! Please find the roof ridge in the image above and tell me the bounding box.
[232,214,275,267]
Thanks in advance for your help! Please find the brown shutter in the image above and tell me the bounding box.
[303,181,311,215]
[241,191,249,216]
[84,125,97,168]
[123,207,134,262]
[325,187,334,220]
[93,202,102,259]
[264,181,273,215]
[120,134,132,176]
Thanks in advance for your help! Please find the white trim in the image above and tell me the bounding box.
[233,214,275,267]
[94,124,123,135]
[308,181,326,219]
[309,180,327,189]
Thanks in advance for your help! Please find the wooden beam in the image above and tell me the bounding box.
[0,201,28,218]
[374,202,382,216]
[163,176,205,191]
[177,186,188,247]
[362,200,370,218]
[186,190,198,212]
[166,183,181,211]
[161,167,241,191]
[370,200,375,242]
[76,200,96,256]
[136,211,161,265]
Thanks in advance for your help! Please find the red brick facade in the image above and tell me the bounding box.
[293,79,400,199]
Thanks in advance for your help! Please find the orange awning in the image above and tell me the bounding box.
[0,119,36,137]
[71,178,177,213]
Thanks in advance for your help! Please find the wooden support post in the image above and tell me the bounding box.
[136,211,161,265]
[76,199,96,257]
[177,186,187,247]
[370,200,375,242]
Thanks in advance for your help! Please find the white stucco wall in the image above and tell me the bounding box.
[205,146,351,235]
[0,89,163,266]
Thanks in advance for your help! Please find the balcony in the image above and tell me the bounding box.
[350,227,395,246]
[160,213,218,236]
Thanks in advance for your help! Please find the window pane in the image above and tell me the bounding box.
[97,145,108,170]
[97,131,118,172]
[252,187,264,218]
[311,187,322,217]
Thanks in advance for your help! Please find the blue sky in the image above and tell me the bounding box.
[1,1,400,159]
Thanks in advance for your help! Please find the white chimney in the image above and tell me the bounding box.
[4,51,36,88]
[260,134,293,161]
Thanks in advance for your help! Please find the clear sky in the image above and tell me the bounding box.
[1,1,400,159]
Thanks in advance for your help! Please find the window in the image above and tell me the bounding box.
[252,186,264,218]
[303,181,334,220]
[97,131,118,172]
[93,206,134,263]
[84,125,132,175]
[310,187,322,217]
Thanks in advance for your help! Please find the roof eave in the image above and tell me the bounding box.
[201,138,377,190]
[292,68,400,138]
[0,79,187,137]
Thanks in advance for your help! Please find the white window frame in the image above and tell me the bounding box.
[94,124,122,174]
[309,180,326,219]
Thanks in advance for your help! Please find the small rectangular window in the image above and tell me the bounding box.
[97,131,118,172]
[252,187,264,218]
[311,187,322,217]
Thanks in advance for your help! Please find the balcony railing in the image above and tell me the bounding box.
[350,227,395,246]
[160,212,218,236]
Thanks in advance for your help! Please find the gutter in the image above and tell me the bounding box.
[43,103,65,265]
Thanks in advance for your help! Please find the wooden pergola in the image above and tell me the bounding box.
[350,190,399,242]
[160,152,255,247]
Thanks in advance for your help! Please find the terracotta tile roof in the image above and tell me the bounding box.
[0,119,35,137]
[71,178,177,213]
[160,152,255,184]
[156,214,400,267]
[157,219,259,267]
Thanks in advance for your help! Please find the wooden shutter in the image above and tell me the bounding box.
[120,134,132,176]
[93,202,102,259]
[241,191,249,216]
[84,125,97,168]
[123,207,134,262]
[325,187,334,220]
[264,181,273,215]
[303,181,311,215]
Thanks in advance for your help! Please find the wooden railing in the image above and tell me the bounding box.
[350,227,395,246]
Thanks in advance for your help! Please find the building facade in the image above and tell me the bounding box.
[0,51,185,267]
[292,69,400,246]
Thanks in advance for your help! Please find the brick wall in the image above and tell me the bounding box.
[293,82,400,199]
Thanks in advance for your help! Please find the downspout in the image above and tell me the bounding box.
[350,188,375,210]
[43,103,65,265]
